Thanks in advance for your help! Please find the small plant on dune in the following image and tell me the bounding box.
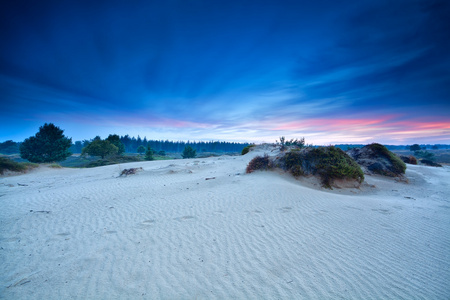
[408,156,418,165]
[306,147,364,188]
[366,143,406,176]
[49,163,62,168]
[246,154,270,173]
[399,155,418,165]
[241,144,255,155]
[278,136,305,151]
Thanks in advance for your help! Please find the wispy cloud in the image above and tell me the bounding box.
[1,0,449,143]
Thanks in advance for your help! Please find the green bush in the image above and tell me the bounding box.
[366,143,406,175]
[246,154,270,173]
[241,145,255,155]
[281,151,304,177]
[305,147,364,188]
[82,139,118,159]
[399,155,417,165]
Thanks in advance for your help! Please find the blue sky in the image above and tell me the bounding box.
[1,0,449,144]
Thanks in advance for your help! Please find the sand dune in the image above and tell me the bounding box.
[1,149,449,299]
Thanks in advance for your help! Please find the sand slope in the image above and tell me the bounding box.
[1,150,449,299]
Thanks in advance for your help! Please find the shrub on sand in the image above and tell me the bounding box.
[420,159,442,167]
[365,143,406,176]
[399,155,417,165]
[281,151,304,177]
[246,154,270,173]
[305,147,364,188]
[0,157,38,174]
[248,147,363,188]
[347,143,406,177]
[49,163,62,168]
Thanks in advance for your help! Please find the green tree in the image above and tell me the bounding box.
[137,145,146,155]
[145,146,154,161]
[82,140,118,159]
[106,134,125,154]
[182,145,196,159]
[410,144,421,151]
[20,123,72,163]
[0,140,19,154]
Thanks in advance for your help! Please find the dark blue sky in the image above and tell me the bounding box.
[1,0,449,144]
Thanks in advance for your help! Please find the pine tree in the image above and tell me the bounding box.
[182,146,196,159]
[20,123,72,163]
[106,134,125,154]
[145,146,154,161]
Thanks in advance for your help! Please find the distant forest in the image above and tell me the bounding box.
[69,136,251,154]
[1,138,449,155]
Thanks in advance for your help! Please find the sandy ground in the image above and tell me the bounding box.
[1,148,449,299]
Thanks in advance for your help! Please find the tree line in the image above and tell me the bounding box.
[1,123,251,163]
[70,135,250,154]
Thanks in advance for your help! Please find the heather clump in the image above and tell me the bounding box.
[347,143,406,177]
[246,146,364,189]
[246,154,270,173]
[304,147,364,188]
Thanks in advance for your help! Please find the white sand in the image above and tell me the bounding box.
[1,149,449,299]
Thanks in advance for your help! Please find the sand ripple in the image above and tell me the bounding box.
[1,157,449,299]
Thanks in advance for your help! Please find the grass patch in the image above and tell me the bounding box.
[49,163,63,168]
[0,157,38,174]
